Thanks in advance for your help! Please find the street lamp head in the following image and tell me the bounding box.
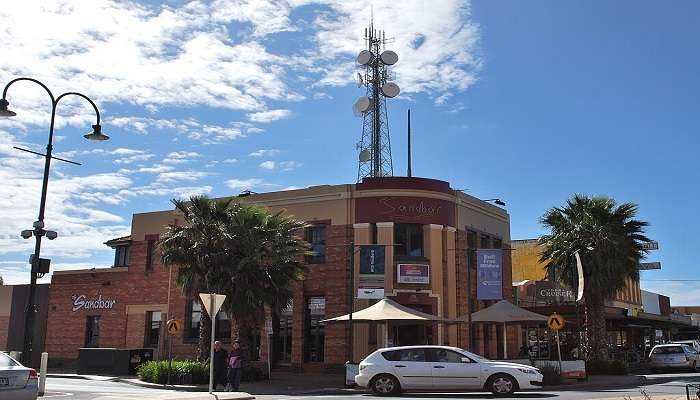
[494,199,506,206]
[0,99,17,117]
[84,124,109,141]
[20,230,33,239]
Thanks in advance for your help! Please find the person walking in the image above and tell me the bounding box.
[227,340,243,392]
[212,341,229,391]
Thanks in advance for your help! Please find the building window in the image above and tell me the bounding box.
[145,311,161,347]
[480,234,491,249]
[85,316,100,347]
[114,246,129,267]
[394,223,424,258]
[186,300,202,340]
[216,311,231,340]
[248,332,261,361]
[493,237,503,249]
[304,297,325,362]
[305,225,327,264]
[145,240,156,271]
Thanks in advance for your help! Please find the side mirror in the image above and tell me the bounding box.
[460,357,471,363]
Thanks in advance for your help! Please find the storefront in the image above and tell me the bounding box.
[45,176,514,371]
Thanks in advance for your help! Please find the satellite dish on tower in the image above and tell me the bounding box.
[381,82,400,98]
[380,50,398,65]
[357,50,374,65]
[353,96,372,116]
[359,149,371,162]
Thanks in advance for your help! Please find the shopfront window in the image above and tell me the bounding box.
[114,245,129,267]
[277,302,293,364]
[394,224,424,258]
[145,311,161,347]
[304,297,325,362]
[85,316,101,347]
[305,225,327,264]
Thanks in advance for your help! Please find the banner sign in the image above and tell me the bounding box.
[642,241,659,251]
[476,249,503,300]
[639,261,661,270]
[360,245,385,274]
[397,263,430,284]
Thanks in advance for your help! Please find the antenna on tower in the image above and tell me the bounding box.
[407,109,412,178]
[353,19,400,181]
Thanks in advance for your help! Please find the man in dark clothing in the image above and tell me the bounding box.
[212,341,229,391]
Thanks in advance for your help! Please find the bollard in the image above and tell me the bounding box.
[39,352,48,396]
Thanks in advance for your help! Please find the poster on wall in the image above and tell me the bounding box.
[358,245,386,299]
[397,264,430,284]
[476,249,503,300]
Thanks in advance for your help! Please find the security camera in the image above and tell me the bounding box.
[20,230,33,239]
[46,231,58,240]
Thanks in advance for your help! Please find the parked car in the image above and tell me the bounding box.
[671,340,700,354]
[355,345,543,396]
[0,352,38,400]
[649,344,699,372]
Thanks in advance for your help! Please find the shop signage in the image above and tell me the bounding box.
[639,261,661,270]
[360,246,385,274]
[397,263,430,284]
[308,297,325,316]
[357,288,385,299]
[476,249,502,300]
[642,241,659,251]
[71,294,116,312]
[535,281,574,303]
[355,196,454,226]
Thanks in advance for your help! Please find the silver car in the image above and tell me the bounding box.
[649,344,699,372]
[0,352,38,400]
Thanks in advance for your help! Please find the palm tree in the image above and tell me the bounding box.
[159,195,234,360]
[538,195,650,361]
[0,274,3,285]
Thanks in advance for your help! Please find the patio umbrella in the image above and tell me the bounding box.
[457,300,548,359]
[321,298,444,322]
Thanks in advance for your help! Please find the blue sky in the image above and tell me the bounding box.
[1,1,698,304]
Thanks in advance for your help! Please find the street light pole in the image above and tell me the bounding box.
[0,77,108,366]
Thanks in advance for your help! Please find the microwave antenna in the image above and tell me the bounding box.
[353,18,400,181]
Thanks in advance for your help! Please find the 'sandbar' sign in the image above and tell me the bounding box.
[72,294,116,312]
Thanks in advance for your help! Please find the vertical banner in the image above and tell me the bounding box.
[476,249,503,300]
[358,245,385,299]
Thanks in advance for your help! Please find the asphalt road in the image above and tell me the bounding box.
[42,374,700,400]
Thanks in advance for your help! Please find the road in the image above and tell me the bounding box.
[42,375,700,400]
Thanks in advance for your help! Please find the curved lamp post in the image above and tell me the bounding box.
[0,77,109,366]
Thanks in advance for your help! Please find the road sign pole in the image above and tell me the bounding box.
[209,294,215,394]
[555,329,563,373]
[167,334,172,386]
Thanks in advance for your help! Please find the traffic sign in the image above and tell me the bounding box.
[642,241,659,251]
[199,293,226,317]
[639,262,661,270]
[166,319,183,337]
[547,313,565,331]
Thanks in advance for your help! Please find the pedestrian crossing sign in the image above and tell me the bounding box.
[547,313,564,331]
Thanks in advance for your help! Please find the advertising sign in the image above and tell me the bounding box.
[360,245,385,274]
[639,261,661,270]
[476,249,503,300]
[642,241,659,251]
[397,263,430,284]
[535,281,574,303]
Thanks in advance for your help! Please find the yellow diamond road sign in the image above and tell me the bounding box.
[547,313,564,331]
[166,319,183,337]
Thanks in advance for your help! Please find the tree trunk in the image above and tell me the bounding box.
[584,296,608,361]
[197,301,212,361]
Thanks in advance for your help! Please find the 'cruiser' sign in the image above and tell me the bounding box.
[72,294,116,312]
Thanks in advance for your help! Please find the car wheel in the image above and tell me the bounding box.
[370,374,400,396]
[488,373,517,396]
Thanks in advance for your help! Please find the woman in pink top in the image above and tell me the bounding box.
[226,340,242,391]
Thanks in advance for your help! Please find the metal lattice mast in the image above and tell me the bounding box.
[355,21,399,181]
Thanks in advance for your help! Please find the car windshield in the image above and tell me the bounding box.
[652,346,684,354]
[0,353,19,367]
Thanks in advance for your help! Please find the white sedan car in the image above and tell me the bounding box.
[0,352,38,400]
[356,345,543,396]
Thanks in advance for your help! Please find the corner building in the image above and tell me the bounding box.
[46,177,514,371]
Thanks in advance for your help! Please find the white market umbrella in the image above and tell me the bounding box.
[322,298,444,322]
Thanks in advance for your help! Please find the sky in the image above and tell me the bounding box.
[1,1,698,304]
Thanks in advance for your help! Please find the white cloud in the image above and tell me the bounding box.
[249,149,280,157]
[226,178,264,191]
[156,170,209,183]
[259,160,276,170]
[642,281,700,306]
[162,151,201,164]
[110,117,251,144]
[222,158,239,164]
[248,109,293,123]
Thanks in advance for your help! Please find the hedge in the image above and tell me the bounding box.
[137,360,268,385]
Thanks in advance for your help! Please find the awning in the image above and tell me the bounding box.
[321,298,444,322]
[459,300,548,323]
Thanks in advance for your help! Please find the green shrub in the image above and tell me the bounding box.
[539,365,562,386]
[137,360,209,385]
[586,359,628,375]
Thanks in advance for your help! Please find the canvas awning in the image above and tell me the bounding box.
[461,300,548,323]
[321,298,444,322]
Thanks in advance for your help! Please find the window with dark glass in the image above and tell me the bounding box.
[394,223,424,257]
[186,300,202,340]
[277,302,293,364]
[304,297,325,362]
[114,245,129,267]
[145,240,156,271]
[85,316,100,347]
[428,348,470,363]
[305,225,327,264]
[248,332,261,361]
[493,237,503,249]
[480,234,491,249]
[145,311,161,347]
[216,311,231,340]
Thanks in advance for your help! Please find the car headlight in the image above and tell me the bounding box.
[518,368,538,374]
[359,364,367,371]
